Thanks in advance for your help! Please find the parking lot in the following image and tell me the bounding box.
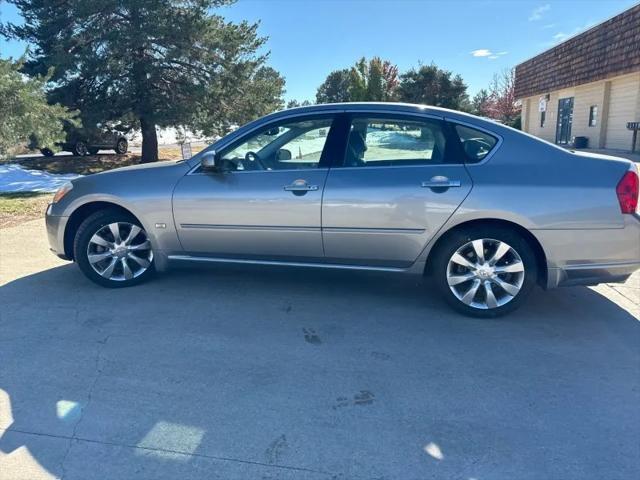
[1,219,638,479]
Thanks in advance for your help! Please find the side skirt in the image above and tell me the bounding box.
[167,255,408,273]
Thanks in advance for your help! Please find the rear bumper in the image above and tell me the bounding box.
[538,215,640,288]
[549,261,640,287]
[45,207,71,260]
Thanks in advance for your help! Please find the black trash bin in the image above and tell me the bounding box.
[573,136,589,148]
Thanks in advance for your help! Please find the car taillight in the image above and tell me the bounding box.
[616,169,639,214]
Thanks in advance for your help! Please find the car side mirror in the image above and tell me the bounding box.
[277,148,292,161]
[200,151,218,170]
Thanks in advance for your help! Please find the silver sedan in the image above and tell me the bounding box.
[46,103,640,317]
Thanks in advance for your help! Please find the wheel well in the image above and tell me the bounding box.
[63,202,138,260]
[425,219,548,287]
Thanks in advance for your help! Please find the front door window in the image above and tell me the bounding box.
[220,117,333,171]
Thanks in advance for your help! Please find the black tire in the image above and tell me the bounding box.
[74,209,155,288]
[40,148,55,157]
[115,138,128,154]
[88,147,99,155]
[431,226,538,318]
[73,141,89,156]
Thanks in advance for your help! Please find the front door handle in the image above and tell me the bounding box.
[421,176,461,188]
[284,180,319,192]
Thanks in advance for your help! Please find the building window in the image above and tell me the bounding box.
[589,105,598,127]
[540,110,546,128]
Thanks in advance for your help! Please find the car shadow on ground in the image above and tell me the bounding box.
[1,263,639,479]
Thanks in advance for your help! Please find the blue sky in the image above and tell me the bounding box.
[1,0,637,101]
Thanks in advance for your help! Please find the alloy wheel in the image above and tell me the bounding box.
[446,238,525,310]
[86,222,153,281]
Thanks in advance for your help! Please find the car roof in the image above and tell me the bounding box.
[263,102,503,130]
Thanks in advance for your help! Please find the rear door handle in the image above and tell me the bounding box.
[421,176,461,188]
[284,181,319,192]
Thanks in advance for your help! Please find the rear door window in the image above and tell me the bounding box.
[453,124,498,163]
[340,117,448,167]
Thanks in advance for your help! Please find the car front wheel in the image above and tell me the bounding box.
[74,209,155,288]
[432,226,538,318]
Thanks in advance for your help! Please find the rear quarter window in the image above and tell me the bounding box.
[453,124,498,163]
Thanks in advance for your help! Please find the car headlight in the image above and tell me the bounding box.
[52,182,73,203]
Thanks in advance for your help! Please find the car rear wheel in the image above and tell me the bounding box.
[73,141,89,156]
[115,138,128,154]
[431,226,538,318]
[40,148,55,157]
[74,209,155,288]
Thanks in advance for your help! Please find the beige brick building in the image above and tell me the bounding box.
[515,5,640,152]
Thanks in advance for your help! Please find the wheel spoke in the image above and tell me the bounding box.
[451,252,476,270]
[109,223,122,243]
[88,251,112,264]
[447,272,475,286]
[471,239,485,263]
[100,257,117,278]
[489,241,510,265]
[123,225,141,245]
[89,232,112,248]
[128,240,150,251]
[494,261,525,274]
[461,279,481,305]
[128,253,150,268]
[492,276,520,296]
[484,281,498,308]
[121,258,134,280]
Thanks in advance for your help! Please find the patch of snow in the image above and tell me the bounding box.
[0,164,82,193]
[366,128,425,147]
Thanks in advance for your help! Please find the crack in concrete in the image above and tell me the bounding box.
[6,427,333,477]
[58,334,111,480]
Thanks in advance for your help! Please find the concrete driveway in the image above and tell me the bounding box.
[1,220,638,480]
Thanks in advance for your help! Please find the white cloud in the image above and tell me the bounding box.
[471,49,508,60]
[542,23,556,29]
[471,49,492,57]
[529,4,550,21]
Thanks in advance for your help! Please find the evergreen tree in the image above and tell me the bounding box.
[3,0,284,162]
[0,59,74,159]
[315,69,353,104]
[397,64,469,110]
[471,89,492,117]
[286,99,312,109]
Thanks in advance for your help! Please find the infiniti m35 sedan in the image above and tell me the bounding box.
[46,103,640,317]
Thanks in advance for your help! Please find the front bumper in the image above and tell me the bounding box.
[45,205,71,260]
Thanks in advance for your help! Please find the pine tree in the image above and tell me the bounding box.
[3,1,285,162]
[397,64,469,110]
[0,59,74,159]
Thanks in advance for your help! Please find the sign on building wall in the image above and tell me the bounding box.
[538,97,547,112]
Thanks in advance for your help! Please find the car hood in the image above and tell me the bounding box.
[93,159,186,175]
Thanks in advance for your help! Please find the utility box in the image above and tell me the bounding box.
[573,136,589,149]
